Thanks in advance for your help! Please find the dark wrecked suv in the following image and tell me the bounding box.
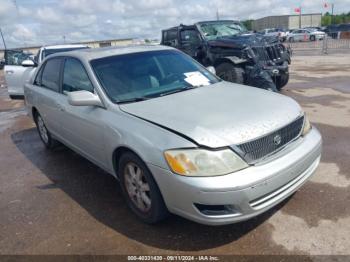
[161,20,291,91]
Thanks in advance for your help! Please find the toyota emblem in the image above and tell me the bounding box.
[273,134,282,145]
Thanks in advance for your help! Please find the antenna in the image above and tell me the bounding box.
[0,28,7,50]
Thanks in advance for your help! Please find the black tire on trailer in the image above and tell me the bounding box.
[215,62,245,84]
[118,151,169,224]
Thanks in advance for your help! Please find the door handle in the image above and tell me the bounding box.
[5,70,14,74]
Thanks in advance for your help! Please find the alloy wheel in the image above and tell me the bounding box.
[124,162,152,213]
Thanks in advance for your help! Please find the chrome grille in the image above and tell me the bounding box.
[236,116,304,163]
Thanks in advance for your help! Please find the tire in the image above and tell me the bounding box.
[34,111,58,149]
[118,152,169,224]
[310,35,316,41]
[276,73,289,91]
[215,62,244,84]
[289,37,294,43]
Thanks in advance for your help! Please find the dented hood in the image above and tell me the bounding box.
[120,82,303,148]
[207,33,279,49]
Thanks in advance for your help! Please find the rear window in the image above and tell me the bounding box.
[162,30,178,46]
[41,58,62,92]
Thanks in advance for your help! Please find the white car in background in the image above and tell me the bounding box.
[287,29,326,42]
[4,44,88,99]
[260,28,288,42]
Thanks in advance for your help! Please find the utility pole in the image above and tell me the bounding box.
[331,3,334,24]
[216,9,220,21]
[299,6,302,29]
[0,28,7,50]
[63,35,66,44]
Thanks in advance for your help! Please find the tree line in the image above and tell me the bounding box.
[322,12,350,26]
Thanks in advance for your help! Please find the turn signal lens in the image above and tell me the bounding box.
[302,115,312,136]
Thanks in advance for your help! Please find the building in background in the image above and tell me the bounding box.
[252,13,322,31]
[0,38,133,59]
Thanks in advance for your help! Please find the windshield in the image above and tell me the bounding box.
[91,50,220,103]
[42,47,88,60]
[198,21,247,40]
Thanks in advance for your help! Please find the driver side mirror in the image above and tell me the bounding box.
[21,59,36,67]
[67,90,104,107]
[206,66,216,75]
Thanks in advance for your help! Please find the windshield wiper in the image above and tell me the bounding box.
[147,86,199,98]
[117,97,150,104]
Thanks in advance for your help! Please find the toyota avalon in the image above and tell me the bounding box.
[24,45,322,225]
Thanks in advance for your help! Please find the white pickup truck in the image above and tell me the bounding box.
[4,44,88,99]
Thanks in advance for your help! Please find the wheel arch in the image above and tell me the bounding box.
[31,106,39,119]
[112,146,150,179]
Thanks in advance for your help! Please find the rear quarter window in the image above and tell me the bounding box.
[163,30,178,47]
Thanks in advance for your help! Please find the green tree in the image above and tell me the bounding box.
[241,20,253,31]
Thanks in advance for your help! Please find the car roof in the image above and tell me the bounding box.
[47,45,174,61]
[41,44,88,50]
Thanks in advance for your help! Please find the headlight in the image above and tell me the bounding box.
[302,115,312,136]
[164,148,248,177]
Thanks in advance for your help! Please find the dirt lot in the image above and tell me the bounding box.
[0,54,349,256]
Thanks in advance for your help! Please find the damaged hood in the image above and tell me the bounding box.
[120,82,303,148]
[208,33,279,49]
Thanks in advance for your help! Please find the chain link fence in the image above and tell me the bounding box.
[286,36,350,54]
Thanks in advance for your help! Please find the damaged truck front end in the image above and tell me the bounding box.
[161,20,291,91]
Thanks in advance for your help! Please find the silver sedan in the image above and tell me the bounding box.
[24,45,322,225]
[288,29,325,42]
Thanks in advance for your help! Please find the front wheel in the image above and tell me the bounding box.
[276,73,289,90]
[310,35,316,41]
[215,63,244,84]
[119,152,168,224]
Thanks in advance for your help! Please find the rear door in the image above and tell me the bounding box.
[31,57,65,137]
[4,50,36,97]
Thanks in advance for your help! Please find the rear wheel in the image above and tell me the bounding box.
[276,73,289,91]
[34,112,58,149]
[215,62,244,84]
[119,152,168,224]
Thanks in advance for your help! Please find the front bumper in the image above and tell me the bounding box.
[263,61,289,77]
[149,128,322,226]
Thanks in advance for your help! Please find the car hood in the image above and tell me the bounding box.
[207,33,279,49]
[120,82,303,148]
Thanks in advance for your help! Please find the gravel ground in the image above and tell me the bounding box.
[0,54,349,256]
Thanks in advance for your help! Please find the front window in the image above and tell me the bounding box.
[197,21,247,40]
[63,58,94,93]
[91,50,220,103]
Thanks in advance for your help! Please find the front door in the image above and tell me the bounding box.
[57,57,108,168]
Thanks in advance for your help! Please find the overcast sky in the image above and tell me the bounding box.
[0,0,349,48]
